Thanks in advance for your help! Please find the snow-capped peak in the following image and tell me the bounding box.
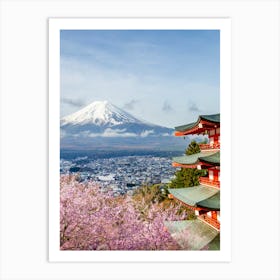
[61,100,142,126]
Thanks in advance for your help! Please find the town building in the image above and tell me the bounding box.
[165,114,221,250]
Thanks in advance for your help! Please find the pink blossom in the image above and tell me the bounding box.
[60,175,187,250]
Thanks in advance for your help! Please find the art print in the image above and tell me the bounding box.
[49,18,231,261]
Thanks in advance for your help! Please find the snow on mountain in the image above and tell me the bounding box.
[61,100,173,138]
[61,100,143,127]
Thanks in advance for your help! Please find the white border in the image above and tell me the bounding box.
[49,18,231,262]
[1,1,279,279]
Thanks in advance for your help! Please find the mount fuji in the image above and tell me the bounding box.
[61,100,142,127]
[60,101,185,150]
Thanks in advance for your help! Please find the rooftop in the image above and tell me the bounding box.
[172,151,220,166]
[168,185,220,210]
[174,113,220,135]
[199,151,220,166]
[164,219,220,250]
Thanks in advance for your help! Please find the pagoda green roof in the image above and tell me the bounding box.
[172,151,220,166]
[200,114,220,123]
[164,219,219,250]
[199,151,220,166]
[206,233,220,250]
[197,192,220,210]
[168,186,220,210]
[175,113,220,132]
[175,122,197,132]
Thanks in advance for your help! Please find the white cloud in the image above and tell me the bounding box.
[102,128,137,137]
[88,128,137,138]
[140,130,154,137]
[162,100,173,112]
[123,99,139,111]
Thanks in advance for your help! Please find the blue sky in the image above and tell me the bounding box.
[60,30,220,127]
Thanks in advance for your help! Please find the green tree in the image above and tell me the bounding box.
[170,140,206,189]
[169,168,206,188]
[185,140,200,155]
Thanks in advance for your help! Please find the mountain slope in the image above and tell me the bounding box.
[61,100,143,127]
[61,100,173,138]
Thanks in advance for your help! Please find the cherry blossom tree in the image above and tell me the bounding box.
[60,175,188,250]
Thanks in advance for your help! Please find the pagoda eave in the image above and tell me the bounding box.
[198,214,220,231]
[174,126,211,136]
[168,186,220,211]
[172,161,213,169]
[199,178,220,189]
[172,151,219,168]
[174,119,219,136]
[168,193,205,211]
[172,162,200,168]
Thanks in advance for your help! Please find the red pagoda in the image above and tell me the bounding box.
[165,114,220,250]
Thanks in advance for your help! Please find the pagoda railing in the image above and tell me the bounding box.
[199,143,220,151]
[199,177,220,188]
[198,214,220,230]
